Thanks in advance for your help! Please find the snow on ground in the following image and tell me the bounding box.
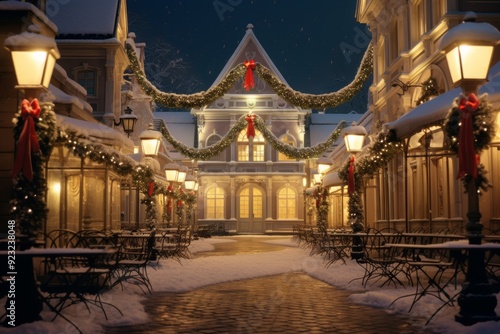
[1,236,499,334]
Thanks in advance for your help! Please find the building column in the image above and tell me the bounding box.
[230,178,236,220]
[266,178,273,220]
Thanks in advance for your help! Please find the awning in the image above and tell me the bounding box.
[305,186,318,195]
[384,61,500,139]
[323,172,342,187]
[56,114,134,152]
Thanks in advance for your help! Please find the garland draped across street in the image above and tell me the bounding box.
[160,113,345,160]
[125,41,373,110]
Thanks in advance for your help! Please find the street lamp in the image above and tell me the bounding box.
[114,106,138,137]
[4,25,60,91]
[317,156,332,174]
[140,123,162,157]
[177,165,188,183]
[184,174,197,191]
[439,12,500,325]
[4,24,60,325]
[164,162,180,183]
[342,123,367,259]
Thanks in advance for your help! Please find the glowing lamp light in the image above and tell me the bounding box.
[342,123,367,153]
[302,177,307,187]
[4,25,60,89]
[139,123,162,156]
[177,166,188,183]
[184,174,197,190]
[316,157,332,174]
[313,173,322,185]
[164,163,180,182]
[439,12,500,90]
[115,106,137,137]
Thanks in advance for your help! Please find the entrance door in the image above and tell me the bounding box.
[238,186,264,233]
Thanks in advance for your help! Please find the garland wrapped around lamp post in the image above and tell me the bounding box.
[10,101,57,239]
[439,12,499,325]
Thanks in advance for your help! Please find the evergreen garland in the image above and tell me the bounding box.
[10,102,57,239]
[416,77,439,106]
[125,41,373,110]
[444,93,496,192]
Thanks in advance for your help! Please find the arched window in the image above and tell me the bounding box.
[277,186,297,219]
[278,133,296,161]
[237,129,265,161]
[206,186,225,219]
[206,134,225,161]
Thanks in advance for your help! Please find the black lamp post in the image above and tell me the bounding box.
[4,24,60,325]
[342,123,367,259]
[439,12,500,325]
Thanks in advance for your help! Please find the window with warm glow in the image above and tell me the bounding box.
[239,187,263,219]
[237,129,265,161]
[278,186,297,219]
[278,134,295,160]
[206,186,225,219]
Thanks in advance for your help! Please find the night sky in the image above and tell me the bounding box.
[127,1,370,112]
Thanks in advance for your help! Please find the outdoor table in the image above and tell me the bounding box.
[386,240,500,324]
[0,247,118,333]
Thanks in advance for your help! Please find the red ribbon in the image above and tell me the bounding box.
[147,181,155,196]
[457,93,479,179]
[12,99,41,181]
[177,200,183,208]
[348,155,355,194]
[243,60,256,91]
[167,199,172,214]
[245,114,256,139]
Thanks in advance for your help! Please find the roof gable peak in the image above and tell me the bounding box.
[212,23,288,94]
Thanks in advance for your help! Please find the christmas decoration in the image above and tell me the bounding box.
[125,41,373,110]
[245,113,256,139]
[10,101,57,239]
[313,185,329,232]
[338,129,403,226]
[12,99,42,181]
[416,77,439,105]
[348,155,355,194]
[444,93,495,192]
[457,93,479,179]
[244,59,256,91]
[160,113,345,160]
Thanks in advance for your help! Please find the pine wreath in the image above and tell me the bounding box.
[444,93,496,192]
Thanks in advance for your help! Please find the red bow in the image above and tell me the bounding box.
[177,200,183,208]
[167,199,172,214]
[12,99,41,181]
[245,114,256,139]
[457,93,479,179]
[148,181,155,196]
[243,60,256,91]
[348,155,355,195]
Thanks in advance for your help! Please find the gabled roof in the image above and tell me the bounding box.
[212,24,289,94]
[50,0,121,39]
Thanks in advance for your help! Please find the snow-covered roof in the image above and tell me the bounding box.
[48,84,93,112]
[211,23,289,91]
[309,113,361,146]
[384,61,500,139]
[56,114,134,151]
[154,112,196,148]
[49,0,120,38]
[0,1,58,33]
[323,172,342,187]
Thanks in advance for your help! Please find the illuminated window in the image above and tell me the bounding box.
[278,134,296,161]
[239,187,263,219]
[206,187,225,219]
[238,129,265,161]
[278,186,297,219]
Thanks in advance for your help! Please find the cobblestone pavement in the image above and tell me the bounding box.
[105,237,434,334]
